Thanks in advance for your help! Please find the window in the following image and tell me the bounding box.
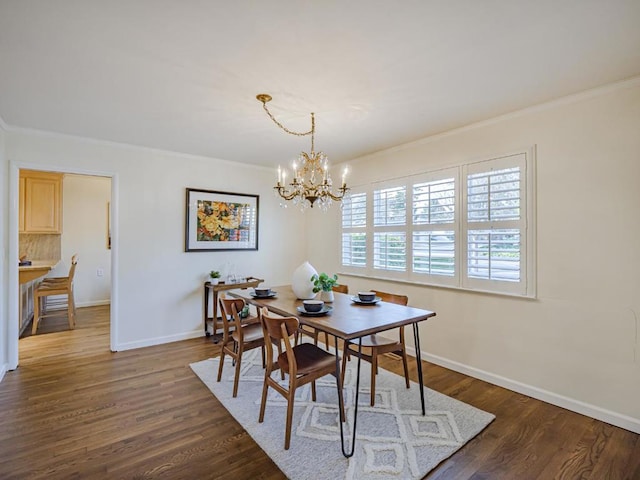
[411,173,457,283]
[341,193,367,268]
[372,185,407,273]
[341,149,535,296]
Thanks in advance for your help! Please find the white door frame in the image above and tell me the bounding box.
[7,161,119,369]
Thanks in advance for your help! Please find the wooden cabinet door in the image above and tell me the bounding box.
[22,172,62,233]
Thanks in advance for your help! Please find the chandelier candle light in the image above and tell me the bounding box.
[256,93,349,210]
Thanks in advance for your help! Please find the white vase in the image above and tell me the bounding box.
[321,290,334,303]
[291,261,318,300]
[209,278,219,285]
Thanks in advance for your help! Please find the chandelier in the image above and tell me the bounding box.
[256,93,349,210]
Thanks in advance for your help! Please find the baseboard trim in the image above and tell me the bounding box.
[114,330,203,352]
[46,300,110,311]
[406,347,640,435]
[77,300,111,308]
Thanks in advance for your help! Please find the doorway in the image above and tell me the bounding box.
[8,163,118,369]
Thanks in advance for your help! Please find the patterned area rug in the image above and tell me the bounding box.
[190,349,494,480]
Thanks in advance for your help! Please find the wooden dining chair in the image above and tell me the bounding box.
[332,284,348,294]
[42,254,78,285]
[32,256,78,334]
[217,296,265,397]
[341,290,411,406]
[258,307,344,450]
[297,284,349,347]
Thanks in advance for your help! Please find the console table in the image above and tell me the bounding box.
[203,277,264,337]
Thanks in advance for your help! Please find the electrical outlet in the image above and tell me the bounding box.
[97,268,104,277]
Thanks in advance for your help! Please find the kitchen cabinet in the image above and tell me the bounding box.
[19,170,63,233]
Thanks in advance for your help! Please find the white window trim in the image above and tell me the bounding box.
[340,146,536,298]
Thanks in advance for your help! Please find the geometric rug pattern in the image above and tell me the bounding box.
[191,348,494,480]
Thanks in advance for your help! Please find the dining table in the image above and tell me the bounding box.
[229,285,436,458]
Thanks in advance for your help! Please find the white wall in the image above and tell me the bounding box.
[4,133,308,352]
[45,174,112,307]
[310,80,640,431]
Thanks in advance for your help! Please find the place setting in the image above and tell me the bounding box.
[350,291,382,305]
[296,299,333,316]
[250,286,277,299]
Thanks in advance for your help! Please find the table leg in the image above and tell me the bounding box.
[203,284,210,336]
[212,290,218,337]
[336,336,362,458]
[413,322,426,415]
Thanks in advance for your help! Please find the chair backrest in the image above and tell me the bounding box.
[373,290,408,341]
[259,307,299,375]
[218,296,246,340]
[372,290,408,306]
[332,284,348,294]
[67,255,79,285]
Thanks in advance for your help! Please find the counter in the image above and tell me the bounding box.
[19,260,60,284]
[18,259,60,334]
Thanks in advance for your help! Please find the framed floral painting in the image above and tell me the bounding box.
[185,188,259,251]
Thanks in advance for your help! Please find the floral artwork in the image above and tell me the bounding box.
[186,189,259,251]
[197,200,250,242]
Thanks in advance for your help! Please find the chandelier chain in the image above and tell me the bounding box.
[260,102,313,138]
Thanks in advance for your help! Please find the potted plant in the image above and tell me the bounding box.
[310,272,339,302]
[209,270,221,285]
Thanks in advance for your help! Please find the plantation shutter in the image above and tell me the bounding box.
[341,192,367,267]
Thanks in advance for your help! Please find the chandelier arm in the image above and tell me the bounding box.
[261,102,313,137]
[325,188,350,202]
[273,185,299,201]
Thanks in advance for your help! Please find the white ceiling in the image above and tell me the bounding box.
[1,1,639,167]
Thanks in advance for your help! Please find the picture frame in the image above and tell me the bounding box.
[185,188,259,252]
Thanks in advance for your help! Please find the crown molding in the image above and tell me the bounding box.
[4,124,274,172]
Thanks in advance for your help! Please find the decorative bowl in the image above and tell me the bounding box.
[358,291,376,302]
[254,287,272,297]
[302,299,324,312]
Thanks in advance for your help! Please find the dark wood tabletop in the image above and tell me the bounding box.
[229,285,436,341]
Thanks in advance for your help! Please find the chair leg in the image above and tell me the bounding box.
[370,348,378,406]
[401,348,410,389]
[284,387,296,450]
[67,292,74,330]
[70,290,77,328]
[216,350,226,382]
[340,343,349,388]
[311,380,317,402]
[32,294,40,334]
[232,349,243,397]
[258,377,270,423]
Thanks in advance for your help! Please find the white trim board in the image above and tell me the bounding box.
[405,346,640,435]
[114,331,204,352]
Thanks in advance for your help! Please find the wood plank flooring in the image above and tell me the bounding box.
[1,305,638,479]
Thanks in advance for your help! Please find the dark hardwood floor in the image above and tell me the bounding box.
[1,305,638,479]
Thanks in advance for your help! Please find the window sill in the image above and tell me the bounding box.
[338,271,537,300]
